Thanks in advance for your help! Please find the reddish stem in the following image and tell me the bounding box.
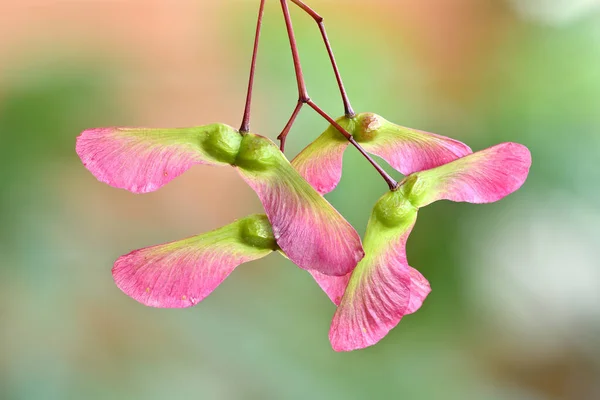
[280,0,309,101]
[289,0,354,117]
[240,0,267,133]
[279,0,398,190]
[307,100,398,190]
[278,100,304,152]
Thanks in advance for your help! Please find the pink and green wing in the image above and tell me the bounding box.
[309,270,351,306]
[329,191,420,351]
[311,265,429,311]
[112,214,275,308]
[402,142,532,208]
[236,133,364,277]
[76,123,242,193]
[292,113,470,196]
[406,267,431,315]
[353,113,473,175]
[329,226,415,351]
[291,119,353,195]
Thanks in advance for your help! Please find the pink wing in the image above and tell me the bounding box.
[404,142,532,207]
[354,113,473,175]
[329,227,414,352]
[291,125,349,195]
[76,124,238,193]
[112,215,274,308]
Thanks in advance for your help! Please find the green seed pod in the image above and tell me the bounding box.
[201,124,243,165]
[399,174,428,208]
[373,191,417,228]
[239,214,277,250]
[235,133,281,171]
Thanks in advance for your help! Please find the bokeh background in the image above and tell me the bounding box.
[1,0,600,399]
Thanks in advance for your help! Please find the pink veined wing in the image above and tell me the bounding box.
[291,121,352,195]
[405,267,431,315]
[403,142,532,208]
[329,191,419,351]
[112,214,275,308]
[309,270,351,306]
[76,123,241,193]
[329,227,415,352]
[354,113,473,176]
[310,265,430,312]
[235,133,364,277]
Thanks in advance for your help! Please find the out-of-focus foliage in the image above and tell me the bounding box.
[1,1,598,399]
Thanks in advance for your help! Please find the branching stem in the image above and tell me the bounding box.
[307,100,398,190]
[279,0,398,190]
[290,0,354,117]
[277,101,304,152]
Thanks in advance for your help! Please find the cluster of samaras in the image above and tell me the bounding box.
[76,111,530,351]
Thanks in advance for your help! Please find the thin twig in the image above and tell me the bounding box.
[279,0,398,190]
[278,101,304,152]
[280,0,309,101]
[290,0,354,117]
[240,0,267,133]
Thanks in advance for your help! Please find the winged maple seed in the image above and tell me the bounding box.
[302,141,531,351]
[112,214,277,308]
[292,112,473,196]
[75,0,533,352]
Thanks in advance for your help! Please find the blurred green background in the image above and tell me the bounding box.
[1,1,599,399]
